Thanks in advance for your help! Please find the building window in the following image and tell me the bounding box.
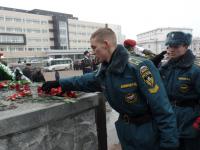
[14,18,22,22]
[33,19,40,24]
[16,48,24,51]
[37,48,42,51]
[59,21,69,48]
[15,28,23,33]
[9,47,15,51]
[0,16,4,21]
[28,48,34,51]
[26,28,41,33]
[43,39,48,42]
[60,29,67,35]
[42,29,48,33]
[44,48,49,51]
[6,27,15,32]
[5,17,13,22]
[59,21,67,27]
[0,27,5,32]
[26,19,40,24]
[0,34,25,45]
[41,20,48,24]
[60,38,67,45]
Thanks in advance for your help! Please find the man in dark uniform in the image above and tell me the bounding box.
[32,68,45,82]
[81,50,93,74]
[22,63,32,80]
[42,28,178,150]
[160,31,200,150]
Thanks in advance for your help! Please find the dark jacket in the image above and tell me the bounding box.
[32,70,45,82]
[22,67,32,80]
[160,50,200,138]
[59,45,178,149]
[81,57,93,74]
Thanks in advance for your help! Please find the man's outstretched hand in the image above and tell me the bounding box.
[42,81,60,93]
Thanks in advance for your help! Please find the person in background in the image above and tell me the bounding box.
[32,68,45,82]
[0,52,7,66]
[123,39,137,55]
[124,39,167,67]
[81,50,93,74]
[18,58,21,64]
[41,28,178,150]
[160,31,200,150]
[22,63,32,80]
[55,70,60,81]
[123,39,156,58]
[92,57,99,71]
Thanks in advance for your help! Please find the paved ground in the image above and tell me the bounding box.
[43,70,121,150]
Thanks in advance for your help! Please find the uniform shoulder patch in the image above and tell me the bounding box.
[140,65,159,94]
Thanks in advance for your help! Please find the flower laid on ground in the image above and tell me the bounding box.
[1,80,77,102]
[6,82,32,101]
[0,80,30,90]
[0,80,32,101]
[37,86,77,98]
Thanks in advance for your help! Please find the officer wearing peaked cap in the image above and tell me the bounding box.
[160,31,200,150]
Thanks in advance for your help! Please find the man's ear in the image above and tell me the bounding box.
[103,40,110,49]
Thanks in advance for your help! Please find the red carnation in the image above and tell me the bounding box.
[193,117,200,130]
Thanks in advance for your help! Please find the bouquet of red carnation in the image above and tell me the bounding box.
[193,117,200,130]
[6,84,32,101]
[37,86,77,98]
[0,81,9,89]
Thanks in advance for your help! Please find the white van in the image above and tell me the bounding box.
[43,58,73,71]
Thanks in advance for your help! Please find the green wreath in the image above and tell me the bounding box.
[0,63,14,81]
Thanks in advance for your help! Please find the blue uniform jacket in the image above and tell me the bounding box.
[60,45,178,148]
[160,50,200,138]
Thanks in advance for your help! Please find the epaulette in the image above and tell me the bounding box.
[129,55,146,67]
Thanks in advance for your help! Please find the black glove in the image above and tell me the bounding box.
[42,81,60,93]
[150,51,167,67]
[160,147,177,150]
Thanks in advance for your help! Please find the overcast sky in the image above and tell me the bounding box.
[0,0,200,39]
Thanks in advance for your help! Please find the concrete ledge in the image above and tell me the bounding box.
[0,93,99,137]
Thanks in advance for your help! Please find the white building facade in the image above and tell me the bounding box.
[191,37,200,57]
[0,6,124,63]
[68,19,123,50]
[136,27,193,54]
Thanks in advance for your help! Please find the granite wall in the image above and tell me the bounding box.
[0,93,100,150]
